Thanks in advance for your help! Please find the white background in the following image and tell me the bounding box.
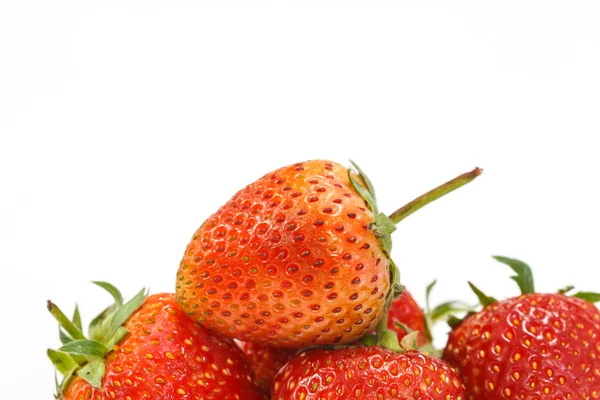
[1,1,599,397]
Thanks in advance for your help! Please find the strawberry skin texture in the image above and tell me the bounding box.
[272,346,467,399]
[443,293,600,399]
[61,294,266,400]
[236,340,297,391]
[176,160,390,347]
[387,290,431,347]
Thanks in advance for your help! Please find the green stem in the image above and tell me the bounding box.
[388,167,482,224]
[48,301,86,341]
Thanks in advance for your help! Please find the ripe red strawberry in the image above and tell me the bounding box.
[387,289,432,347]
[442,256,600,399]
[176,160,481,347]
[271,346,468,399]
[235,340,297,391]
[48,283,266,400]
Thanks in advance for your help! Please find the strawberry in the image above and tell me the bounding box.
[271,346,468,399]
[235,340,297,391]
[386,289,432,347]
[47,283,266,400]
[442,256,600,399]
[176,159,481,347]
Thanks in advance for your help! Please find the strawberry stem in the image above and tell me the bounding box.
[388,167,482,224]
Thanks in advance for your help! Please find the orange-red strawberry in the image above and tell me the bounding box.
[271,346,467,399]
[48,283,266,400]
[176,160,481,348]
[235,340,297,391]
[442,256,600,399]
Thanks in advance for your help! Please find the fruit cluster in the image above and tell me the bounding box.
[48,160,600,399]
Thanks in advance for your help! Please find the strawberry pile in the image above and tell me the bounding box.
[47,159,600,399]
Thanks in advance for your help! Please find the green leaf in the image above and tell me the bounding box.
[468,282,497,307]
[430,300,474,322]
[348,168,378,214]
[493,255,535,294]
[72,305,82,331]
[92,281,124,306]
[47,349,79,376]
[349,160,377,200]
[107,288,147,339]
[425,280,437,313]
[77,357,105,389]
[59,340,107,358]
[573,291,600,303]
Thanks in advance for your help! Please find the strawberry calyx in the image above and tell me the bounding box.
[47,282,147,398]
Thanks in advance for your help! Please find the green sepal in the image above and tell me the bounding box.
[89,282,126,341]
[72,305,82,331]
[54,371,60,399]
[47,349,79,376]
[369,213,397,237]
[59,327,73,345]
[59,340,108,358]
[348,165,379,215]
[48,301,86,341]
[493,255,535,294]
[558,285,575,295]
[107,288,147,340]
[92,281,124,306]
[379,235,393,257]
[429,300,474,323]
[89,306,114,342]
[468,281,497,307]
[361,334,379,346]
[419,343,442,358]
[380,330,401,351]
[369,213,395,255]
[395,321,412,334]
[573,291,600,303]
[425,280,437,313]
[349,160,377,200]
[77,357,105,389]
[447,315,463,328]
[399,331,420,351]
[105,326,129,350]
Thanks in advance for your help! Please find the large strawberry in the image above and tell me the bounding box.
[442,256,600,399]
[176,159,481,347]
[271,345,467,399]
[47,282,266,400]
